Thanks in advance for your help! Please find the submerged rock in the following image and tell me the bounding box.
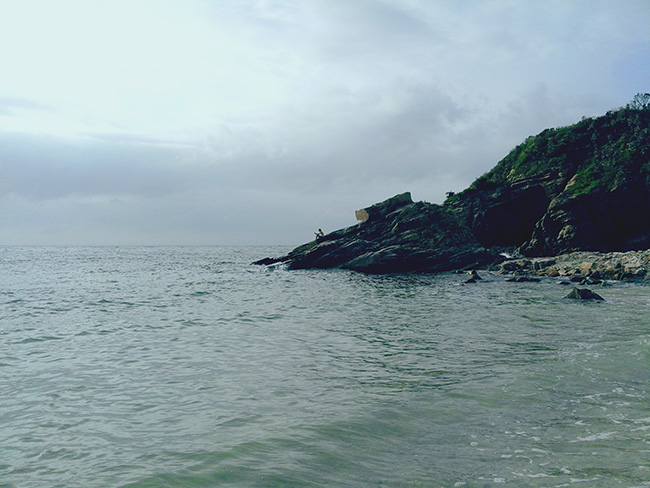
[254,193,501,274]
[565,287,604,300]
[506,276,541,283]
[464,274,483,284]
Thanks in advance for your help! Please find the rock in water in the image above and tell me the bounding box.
[565,287,604,300]
[256,193,501,274]
[252,257,280,266]
[506,276,541,282]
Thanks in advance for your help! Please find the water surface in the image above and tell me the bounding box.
[2,246,649,487]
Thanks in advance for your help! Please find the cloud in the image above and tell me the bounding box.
[0,133,193,200]
[1,0,649,245]
[0,97,53,116]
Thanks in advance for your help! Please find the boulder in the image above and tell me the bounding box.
[565,287,604,300]
[464,272,483,283]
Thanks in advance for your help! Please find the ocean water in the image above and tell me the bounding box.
[1,246,649,488]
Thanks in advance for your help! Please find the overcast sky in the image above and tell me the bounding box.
[1,0,649,246]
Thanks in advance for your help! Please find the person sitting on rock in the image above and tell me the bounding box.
[315,228,324,241]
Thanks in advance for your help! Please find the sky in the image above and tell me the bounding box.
[1,0,649,246]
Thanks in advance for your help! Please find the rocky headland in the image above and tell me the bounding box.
[255,96,650,280]
[254,192,499,274]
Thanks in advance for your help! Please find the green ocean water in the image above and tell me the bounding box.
[2,246,649,487]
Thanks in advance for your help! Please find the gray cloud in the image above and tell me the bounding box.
[0,96,52,116]
[1,133,195,201]
[1,0,649,245]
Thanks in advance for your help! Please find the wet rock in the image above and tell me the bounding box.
[570,275,587,282]
[252,256,285,266]
[588,271,603,280]
[506,276,541,282]
[565,287,604,300]
[464,271,484,283]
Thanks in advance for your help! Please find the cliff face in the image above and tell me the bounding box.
[446,107,650,256]
[256,193,499,273]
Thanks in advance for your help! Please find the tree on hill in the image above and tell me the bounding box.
[627,92,650,110]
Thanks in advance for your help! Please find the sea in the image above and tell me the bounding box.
[1,246,649,488]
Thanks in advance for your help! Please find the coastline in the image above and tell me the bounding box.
[490,249,650,282]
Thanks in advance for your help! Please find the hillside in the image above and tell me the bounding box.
[445,97,650,256]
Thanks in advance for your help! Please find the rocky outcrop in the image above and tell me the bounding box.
[446,106,650,256]
[254,193,500,274]
[520,176,650,255]
[493,249,650,281]
[565,287,604,301]
[254,102,650,275]
[445,171,563,248]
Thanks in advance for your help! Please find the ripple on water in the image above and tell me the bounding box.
[1,247,649,487]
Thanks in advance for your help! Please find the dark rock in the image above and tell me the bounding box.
[588,271,603,280]
[447,174,557,248]
[521,179,650,256]
[353,191,413,223]
[506,276,541,282]
[565,287,604,300]
[464,272,483,283]
[581,278,603,285]
[256,193,501,274]
[252,256,284,266]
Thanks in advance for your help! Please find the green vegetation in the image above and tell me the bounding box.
[449,94,650,202]
[568,163,602,196]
